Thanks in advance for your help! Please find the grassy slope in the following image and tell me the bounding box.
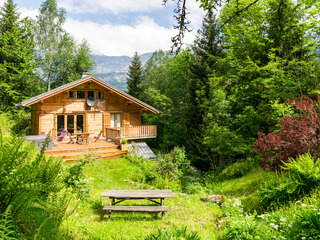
[62,158,221,239]
[207,169,277,213]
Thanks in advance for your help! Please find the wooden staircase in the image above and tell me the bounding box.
[44,141,126,163]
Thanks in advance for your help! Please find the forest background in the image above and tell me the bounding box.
[2,0,320,170]
[2,0,320,238]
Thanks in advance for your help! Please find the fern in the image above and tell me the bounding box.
[0,207,18,240]
[144,226,201,240]
[0,130,69,238]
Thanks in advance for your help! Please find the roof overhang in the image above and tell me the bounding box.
[16,76,159,114]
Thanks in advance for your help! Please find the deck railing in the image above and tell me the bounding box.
[105,125,157,140]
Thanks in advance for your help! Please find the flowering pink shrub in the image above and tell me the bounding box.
[253,95,320,170]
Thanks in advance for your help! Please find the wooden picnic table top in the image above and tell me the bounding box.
[100,190,174,199]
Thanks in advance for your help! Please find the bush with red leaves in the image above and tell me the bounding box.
[253,95,320,170]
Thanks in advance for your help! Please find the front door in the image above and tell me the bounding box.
[57,114,85,136]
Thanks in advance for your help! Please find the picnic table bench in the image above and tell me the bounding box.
[101,190,173,219]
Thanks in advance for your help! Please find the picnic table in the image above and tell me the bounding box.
[101,190,174,219]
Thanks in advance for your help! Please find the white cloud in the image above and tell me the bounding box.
[63,16,192,56]
[19,7,38,20]
[58,0,169,14]
[0,0,203,56]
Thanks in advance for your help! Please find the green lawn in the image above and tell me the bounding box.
[61,158,221,239]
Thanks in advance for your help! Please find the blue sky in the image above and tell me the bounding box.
[1,0,205,56]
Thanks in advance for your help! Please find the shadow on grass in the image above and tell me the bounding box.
[90,198,165,222]
[99,212,163,222]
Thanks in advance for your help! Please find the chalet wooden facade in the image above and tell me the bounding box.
[16,75,159,140]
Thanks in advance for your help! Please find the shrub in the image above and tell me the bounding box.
[62,153,95,199]
[182,182,206,195]
[260,153,320,207]
[218,158,259,181]
[254,95,320,170]
[157,147,189,180]
[126,153,158,184]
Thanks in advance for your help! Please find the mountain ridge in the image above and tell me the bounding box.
[92,52,153,91]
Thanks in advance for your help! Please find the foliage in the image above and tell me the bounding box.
[141,50,192,150]
[254,96,320,170]
[127,52,143,98]
[0,0,39,112]
[0,207,17,240]
[121,138,128,145]
[144,226,201,240]
[35,0,94,90]
[126,153,158,184]
[62,153,95,199]
[0,131,69,238]
[157,147,189,181]
[259,153,320,207]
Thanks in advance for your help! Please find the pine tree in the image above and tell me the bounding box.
[0,0,38,111]
[186,9,224,169]
[127,52,143,98]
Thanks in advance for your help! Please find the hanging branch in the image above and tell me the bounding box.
[163,0,261,53]
[163,0,192,53]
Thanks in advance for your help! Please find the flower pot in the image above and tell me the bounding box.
[121,144,128,151]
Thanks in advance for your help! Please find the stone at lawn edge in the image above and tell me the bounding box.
[200,194,223,205]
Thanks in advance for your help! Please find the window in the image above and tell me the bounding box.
[88,91,97,99]
[76,91,85,99]
[68,91,74,99]
[110,113,121,128]
[98,91,104,99]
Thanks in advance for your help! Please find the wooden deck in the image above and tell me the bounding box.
[105,125,157,140]
[44,138,126,163]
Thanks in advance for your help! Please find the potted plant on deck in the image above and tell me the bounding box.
[120,138,128,151]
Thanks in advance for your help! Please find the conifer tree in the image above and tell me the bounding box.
[127,52,143,98]
[186,9,223,168]
[0,0,38,111]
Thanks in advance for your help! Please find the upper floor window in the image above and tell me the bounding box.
[76,91,85,99]
[98,91,104,99]
[68,91,74,99]
[88,91,97,99]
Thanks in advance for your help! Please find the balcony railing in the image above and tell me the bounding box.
[105,125,157,140]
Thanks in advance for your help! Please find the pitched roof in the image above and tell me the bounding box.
[16,76,159,114]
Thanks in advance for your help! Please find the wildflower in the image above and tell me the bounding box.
[301,204,307,207]
[280,218,286,222]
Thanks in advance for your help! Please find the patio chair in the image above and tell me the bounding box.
[57,130,68,141]
[40,131,46,136]
[94,130,103,142]
[67,132,76,144]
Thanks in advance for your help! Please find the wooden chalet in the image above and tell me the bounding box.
[16,75,159,141]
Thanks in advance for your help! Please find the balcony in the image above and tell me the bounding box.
[105,125,157,140]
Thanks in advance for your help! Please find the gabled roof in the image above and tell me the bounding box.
[16,76,159,114]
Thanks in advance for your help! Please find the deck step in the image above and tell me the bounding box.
[44,145,118,155]
[50,149,124,159]
[103,206,169,212]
